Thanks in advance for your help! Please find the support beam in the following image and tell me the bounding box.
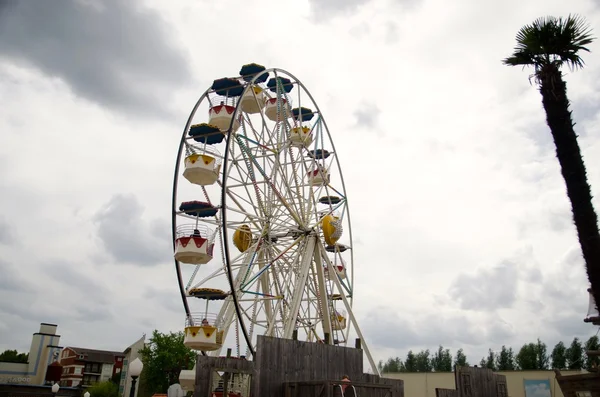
[321,242,380,376]
[314,242,333,342]
[283,236,316,338]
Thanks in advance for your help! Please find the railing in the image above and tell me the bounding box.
[186,144,223,165]
[175,224,215,241]
[185,312,224,328]
[284,380,392,397]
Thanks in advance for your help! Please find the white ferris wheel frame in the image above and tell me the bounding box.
[171,68,379,375]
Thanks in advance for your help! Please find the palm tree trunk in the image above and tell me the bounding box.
[539,64,600,306]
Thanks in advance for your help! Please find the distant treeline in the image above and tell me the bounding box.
[378,336,599,373]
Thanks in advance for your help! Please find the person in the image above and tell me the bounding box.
[202,318,209,326]
[340,375,351,395]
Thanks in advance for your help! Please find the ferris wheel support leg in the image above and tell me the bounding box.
[211,249,256,356]
[283,236,317,339]
[314,244,333,342]
[324,245,381,376]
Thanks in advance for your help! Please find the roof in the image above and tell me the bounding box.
[66,347,125,363]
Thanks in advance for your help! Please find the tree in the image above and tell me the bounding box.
[480,349,497,371]
[415,349,433,372]
[496,346,516,371]
[585,335,600,371]
[0,350,28,363]
[503,15,600,305]
[566,337,584,370]
[404,351,418,372]
[516,343,538,370]
[378,357,405,373]
[535,339,550,370]
[551,341,567,369]
[138,330,197,395]
[431,346,453,372]
[454,348,469,368]
[87,381,118,397]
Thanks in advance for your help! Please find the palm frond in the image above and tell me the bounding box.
[503,14,595,72]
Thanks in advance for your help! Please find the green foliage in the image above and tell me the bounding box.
[551,341,567,369]
[0,350,29,363]
[502,15,595,72]
[516,343,537,370]
[431,346,453,372]
[496,346,515,371]
[138,330,197,395]
[480,349,497,371]
[87,381,118,397]
[535,339,550,370]
[377,357,405,373]
[378,337,591,373]
[566,337,584,370]
[585,336,599,371]
[415,350,432,372]
[454,348,468,368]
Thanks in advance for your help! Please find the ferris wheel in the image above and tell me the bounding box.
[171,64,378,374]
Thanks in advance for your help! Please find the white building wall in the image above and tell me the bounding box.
[119,335,146,397]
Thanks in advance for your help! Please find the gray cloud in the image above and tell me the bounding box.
[448,260,519,311]
[43,262,111,304]
[308,0,370,21]
[0,260,33,293]
[93,194,170,266]
[144,287,183,313]
[0,0,192,118]
[354,102,381,130]
[0,217,14,244]
[364,308,486,350]
[308,0,421,21]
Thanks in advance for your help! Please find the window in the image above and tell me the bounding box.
[461,374,472,397]
[75,367,82,375]
[576,392,592,397]
[497,383,507,397]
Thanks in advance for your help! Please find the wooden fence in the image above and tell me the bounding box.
[194,336,404,397]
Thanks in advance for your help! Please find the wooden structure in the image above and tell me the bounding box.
[554,369,600,397]
[434,366,507,397]
[193,336,403,397]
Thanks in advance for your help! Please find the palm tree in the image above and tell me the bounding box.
[503,15,600,305]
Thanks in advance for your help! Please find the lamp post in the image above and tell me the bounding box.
[51,383,60,397]
[128,358,144,397]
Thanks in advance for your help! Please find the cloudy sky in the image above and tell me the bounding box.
[1,0,600,370]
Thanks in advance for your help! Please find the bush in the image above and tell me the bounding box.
[87,381,119,397]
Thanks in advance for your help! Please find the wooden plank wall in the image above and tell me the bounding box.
[193,355,254,397]
[435,388,459,397]
[554,370,600,397]
[254,336,404,397]
[454,366,507,397]
[253,336,363,397]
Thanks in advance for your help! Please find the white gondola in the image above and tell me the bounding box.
[209,103,241,132]
[331,310,347,331]
[183,146,222,186]
[240,85,265,114]
[183,313,224,351]
[289,126,313,147]
[307,166,329,186]
[264,98,291,121]
[324,260,346,280]
[174,225,215,265]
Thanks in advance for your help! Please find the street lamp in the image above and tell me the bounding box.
[128,358,144,397]
[51,383,60,397]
